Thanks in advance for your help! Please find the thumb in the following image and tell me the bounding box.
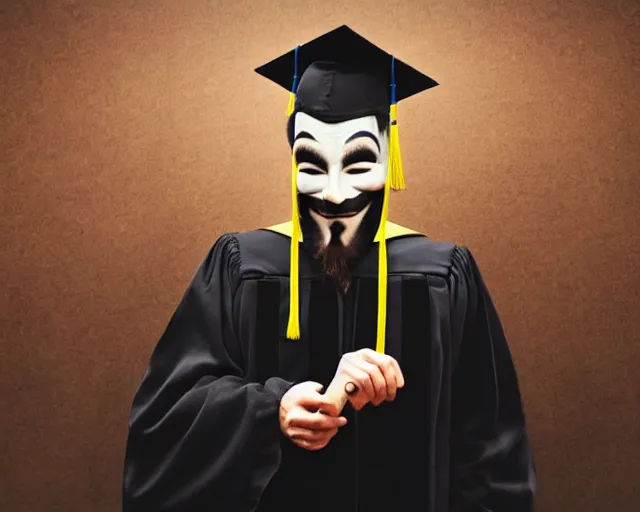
[306,381,324,394]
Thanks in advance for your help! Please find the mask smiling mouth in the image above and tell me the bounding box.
[317,210,360,218]
[304,193,373,219]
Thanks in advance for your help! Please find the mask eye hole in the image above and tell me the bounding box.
[299,166,326,175]
[345,167,371,175]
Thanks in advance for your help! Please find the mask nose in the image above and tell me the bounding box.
[320,171,345,204]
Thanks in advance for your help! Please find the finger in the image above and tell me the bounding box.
[292,437,331,452]
[287,427,338,443]
[343,366,376,403]
[287,427,320,443]
[289,427,338,452]
[306,381,325,393]
[361,352,402,399]
[311,413,347,430]
[352,360,387,405]
[289,410,347,430]
[294,381,325,396]
[374,356,398,401]
[388,357,405,388]
[350,395,369,411]
[296,393,341,416]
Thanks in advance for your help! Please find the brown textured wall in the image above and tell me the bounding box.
[1,1,638,511]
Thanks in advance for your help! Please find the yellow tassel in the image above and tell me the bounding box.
[286,152,302,340]
[286,92,296,117]
[375,235,388,354]
[388,104,406,191]
[373,175,392,354]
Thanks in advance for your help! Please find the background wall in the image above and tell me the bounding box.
[1,0,638,510]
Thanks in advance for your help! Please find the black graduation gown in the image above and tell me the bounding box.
[122,229,536,512]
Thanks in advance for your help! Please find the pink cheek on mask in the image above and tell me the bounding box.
[353,180,386,192]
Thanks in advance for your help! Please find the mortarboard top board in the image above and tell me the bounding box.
[255,25,438,122]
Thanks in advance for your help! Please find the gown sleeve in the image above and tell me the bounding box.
[448,246,536,512]
[122,234,294,512]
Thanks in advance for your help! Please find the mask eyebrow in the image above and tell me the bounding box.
[344,131,380,151]
[294,146,328,171]
[294,131,317,143]
[342,146,379,169]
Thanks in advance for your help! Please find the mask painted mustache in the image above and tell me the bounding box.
[299,192,374,218]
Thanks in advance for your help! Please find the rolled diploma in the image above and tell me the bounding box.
[323,375,358,414]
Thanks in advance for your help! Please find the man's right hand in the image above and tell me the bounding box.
[332,349,405,411]
[279,381,348,452]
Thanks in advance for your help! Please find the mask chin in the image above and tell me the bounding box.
[299,189,385,291]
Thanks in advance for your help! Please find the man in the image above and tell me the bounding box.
[122,25,536,512]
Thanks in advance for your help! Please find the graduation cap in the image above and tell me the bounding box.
[255,25,438,121]
[255,25,438,352]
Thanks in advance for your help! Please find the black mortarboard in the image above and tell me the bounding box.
[255,25,438,122]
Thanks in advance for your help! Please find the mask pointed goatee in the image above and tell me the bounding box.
[314,222,357,293]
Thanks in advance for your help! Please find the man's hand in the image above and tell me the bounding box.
[333,349,405,411]
[279,381,348,451]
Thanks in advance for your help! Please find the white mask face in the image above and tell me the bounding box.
[293,112,388,247]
